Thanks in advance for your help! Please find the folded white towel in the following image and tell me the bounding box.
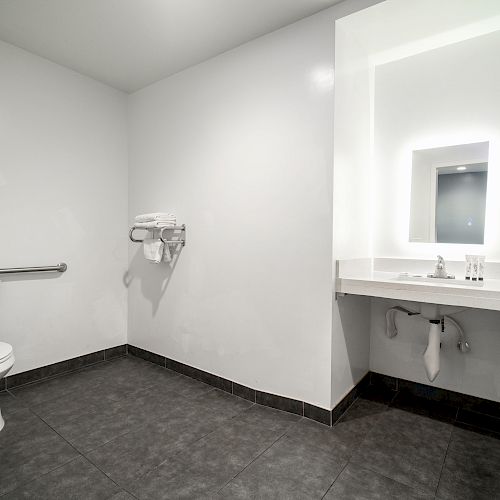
[163,243,172,263]
[134,220,176,229]
[135,213,176,223]
[143,236,164,264]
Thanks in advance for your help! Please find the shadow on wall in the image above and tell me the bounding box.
[0,272,65,283]
[124,243,183,316]
[335,294,371,388]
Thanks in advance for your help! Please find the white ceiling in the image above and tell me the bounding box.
[0,0,343,93]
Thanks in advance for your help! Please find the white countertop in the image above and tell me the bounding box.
[336,258,500,311]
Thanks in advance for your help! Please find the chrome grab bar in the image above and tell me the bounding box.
[0,262,68,275]
[129,225,186,246]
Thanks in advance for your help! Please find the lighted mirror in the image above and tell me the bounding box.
[409,142,489,244]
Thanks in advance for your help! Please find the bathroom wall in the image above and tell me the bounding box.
[331,18,373,406]
[373,30,500,260]
[0,41,128,374]
[370,31,500,402]
[128,0,379,410]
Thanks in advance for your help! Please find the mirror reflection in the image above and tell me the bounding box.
[409,142,489,244]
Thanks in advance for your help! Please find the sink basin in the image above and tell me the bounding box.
[394,273,484,287]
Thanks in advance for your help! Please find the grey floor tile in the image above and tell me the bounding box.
[30,388,118,427]
[109,491,137,500]
[129,414,288,499]
[9,367,105,406]
[28,376,167,430]
[189,388,254,416]
[86,396,236,487]
[437,426,500,499]
[95,360,182,400]
[216,434,345,499]
[127,455,211,500]
[324,463,433,499]
[153,373,215,399]
[0,411,79,496]
[2,456,122,499]
[351,408,452,493]
[285,399,386,462]
[0,409,52,447]
[53,398,147,453]
[53,383,198,453]
[0,391,28,419]
[236,404,301,432]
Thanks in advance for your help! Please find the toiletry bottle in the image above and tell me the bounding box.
[478,255,485,281]
[465,255,472,280]
[471,255,479,281]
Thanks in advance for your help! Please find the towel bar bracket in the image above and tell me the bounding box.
[129,225,186,246]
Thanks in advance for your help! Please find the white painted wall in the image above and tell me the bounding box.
[331,18,373,406]
[128,0,379,410]
[0,41,128,374]
[127,12,333,410]
[370,31,500,402]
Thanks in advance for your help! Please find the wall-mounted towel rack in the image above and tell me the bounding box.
[0,262,67,275]
[129,225,186,246]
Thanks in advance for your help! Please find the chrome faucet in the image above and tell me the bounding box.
[428,255,454,279]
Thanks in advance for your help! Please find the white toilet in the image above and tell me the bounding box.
[0,342,15,431]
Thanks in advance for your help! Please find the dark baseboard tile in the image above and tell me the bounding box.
[162,353,233,394]
[127,344,370,426]
[105,345,127,360]
[233,382,256,403]
[383,375,500,418]
[370,372,398,391]
[177,363,233,394]
[456,408,500,435]
[331,385,359,424]
[256,391,303,416]
[5,345,127,390]
[126,345,233,394]
[304,403,331,426]
[127,345,165,367]
[331,372,372,423]
[0,378,5,391]
[370,371,500,435]
[461,396,500,420]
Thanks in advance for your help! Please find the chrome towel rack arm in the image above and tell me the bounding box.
[129,225,186,246]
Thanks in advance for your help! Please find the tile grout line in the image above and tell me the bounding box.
[332,396,361,426]
[123,402,260,488]
[434,420,456,496]
[345,398,448,498]
[342,392,394,477]
[320,461,349,500]
[82,452,140,499]
[0,409,88,498]
[0,454,84,498]
[24,396,140,498]
[213,418,303,496]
